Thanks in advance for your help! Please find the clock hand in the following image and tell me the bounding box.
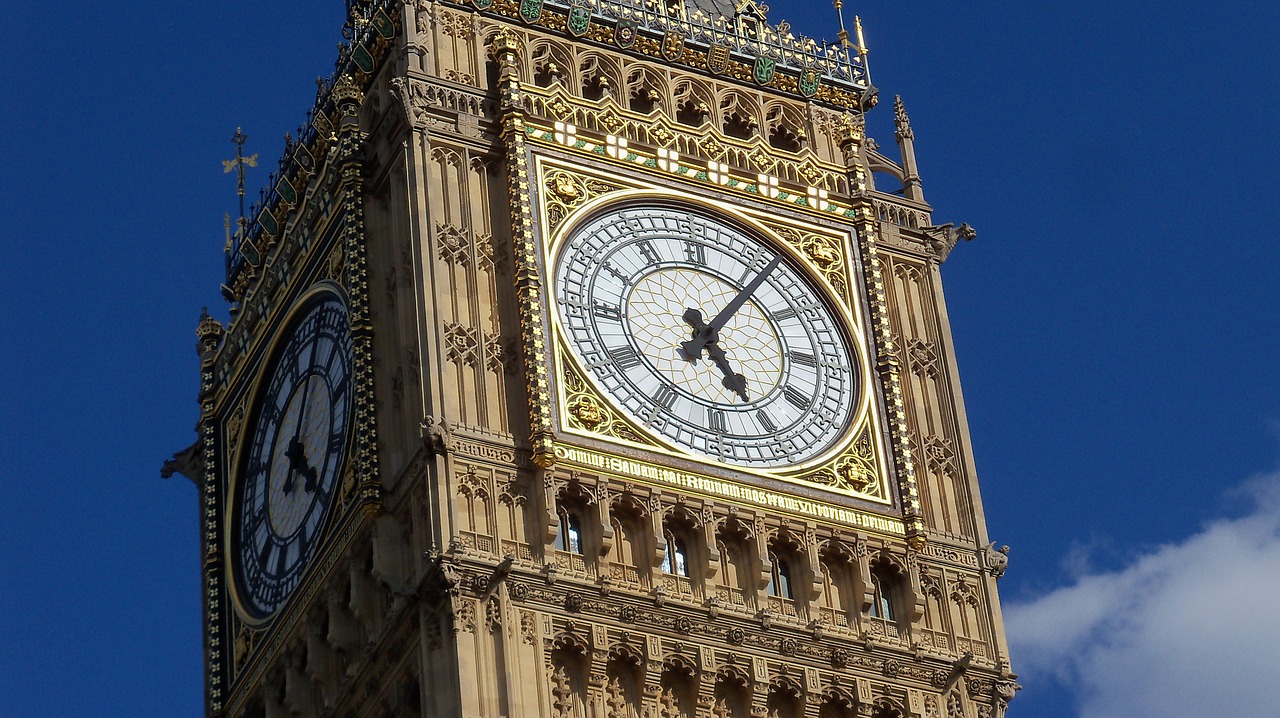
[284,435,320,494]
[704,340,750,402]
[679,255,781,362]
[283,330,323,496]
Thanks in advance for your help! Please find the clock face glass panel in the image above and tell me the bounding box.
[554,205,858,468]
[232,292,353,619]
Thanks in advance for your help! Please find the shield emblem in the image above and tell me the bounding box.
[753,56,776,85]
[568,4,591,37]
[239,237,261,268]
[707,44,730,74]
[520,0,543,23]
[277,176,297,205]
[799,68,821,97]
[472,0,492,8]
[353,44,374,73]
[661,30,685,61]
[614,18,638,48]
[373,9,395,39]
[258,209,278,237]
[293,144,315,173]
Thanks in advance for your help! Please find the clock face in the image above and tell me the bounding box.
[553,204,858,469]
[231,291,353,619]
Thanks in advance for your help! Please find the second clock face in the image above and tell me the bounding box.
[554,204,858,469]
[232,291,353,619]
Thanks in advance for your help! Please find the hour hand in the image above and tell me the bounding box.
[283,437,318,494]
[705,342,749,402]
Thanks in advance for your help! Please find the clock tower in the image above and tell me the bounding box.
[175,0,1019,716]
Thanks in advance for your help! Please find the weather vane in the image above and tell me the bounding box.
[223,127,259,239]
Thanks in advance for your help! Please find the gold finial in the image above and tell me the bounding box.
[855,15,868,56]
[222,128,258,237]
[834,0,851,48]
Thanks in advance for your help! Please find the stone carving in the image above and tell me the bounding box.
[486,597,503,633]
[543,169,624,234]
[445,322,480,366]
[453,598,476,634]
[560,354,657,447]
[923,436,957,477]
[983,543,1010,579]
[476,231,507,272]
[799,427,884,498]
[993,679,1021,716]
[485,331,518,375]
[906,339,939,378]
[436,223,470,264]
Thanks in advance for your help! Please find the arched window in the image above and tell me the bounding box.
[661,530,690,577]
[716,520,754,609]
[869,565,897,622]
[557,504,584,555]
[766,551,794,599]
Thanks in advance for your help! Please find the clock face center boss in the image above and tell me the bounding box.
[554,204,859,469]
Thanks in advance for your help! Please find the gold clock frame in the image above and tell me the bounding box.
[533,153,895,506]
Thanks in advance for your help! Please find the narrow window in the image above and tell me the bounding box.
[767,552,793,599]
[869,568,896,621]
[661,530,690,577]
[557,506,583,554]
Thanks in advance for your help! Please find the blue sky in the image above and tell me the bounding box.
[2,2,1278,716]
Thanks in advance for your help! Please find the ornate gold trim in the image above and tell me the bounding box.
[491,30,558,468]
[838,126,928,548]
[535,155,893,505]
[559,349,659,448]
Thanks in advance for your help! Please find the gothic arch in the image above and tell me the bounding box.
[531,39,573,89]
[578,52,624,102]
[624,65,668,115]
[767,674,805,718]
[673,77,714,128]
[718,90,761,140]
[764,101,806,153]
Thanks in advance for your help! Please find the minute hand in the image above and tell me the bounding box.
[707,255,781,332]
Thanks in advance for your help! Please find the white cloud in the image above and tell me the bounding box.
[1005,472,1280,717]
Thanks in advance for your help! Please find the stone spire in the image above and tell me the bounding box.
[894,95,924,202]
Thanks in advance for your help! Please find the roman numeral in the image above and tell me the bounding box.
[637,240,660,265]
[736,255,767,285]
[683,241,706,265]
[756,409,776,432]
[789,351,817,368]
[609,345,643,370]
[773,307,798,321]
[328,431,347,456]
[601,261,630,286]
[653,386,677,411]
[784,385,810,410]
[708,408,727,434]
[593,301,622,322]
[275,540,289,577]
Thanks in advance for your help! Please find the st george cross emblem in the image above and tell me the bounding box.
[798,68,821,97]
[753,56,776,85]
[568,3,590,37]
[519,0,543,23]
[661,30,685,61]
[614,18,638,48]
[707,44,730,74]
